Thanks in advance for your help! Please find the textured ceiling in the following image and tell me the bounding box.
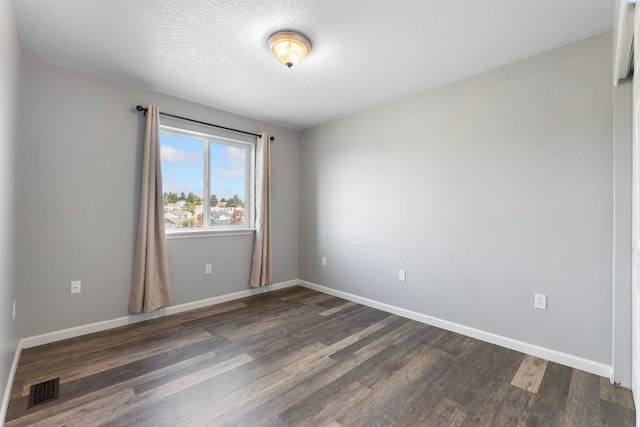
[12,0,613,131]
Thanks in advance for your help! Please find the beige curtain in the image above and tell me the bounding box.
[250,132,272,287]
[129,104,172,312]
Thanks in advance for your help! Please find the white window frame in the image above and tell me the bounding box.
[160,124,255,239]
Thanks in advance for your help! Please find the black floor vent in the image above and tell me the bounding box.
[28,378,59,408]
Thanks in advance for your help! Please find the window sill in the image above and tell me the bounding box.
[166,228,255,239]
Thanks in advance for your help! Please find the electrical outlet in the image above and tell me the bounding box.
[322,256,327,266]
[399,270,406,282]
[205,264,212,274]
[534,293,547,310]
[70,280,81,294]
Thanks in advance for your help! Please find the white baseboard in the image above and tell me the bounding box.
[633,362,639,420]
[297,280,612,379]
[1,340,22,426]
[10,277,615,402]
[612,371,632,389]
[21,280,297,349]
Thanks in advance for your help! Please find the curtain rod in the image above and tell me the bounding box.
[135,106,275,141]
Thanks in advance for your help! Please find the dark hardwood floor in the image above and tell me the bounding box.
[4,286,636,426]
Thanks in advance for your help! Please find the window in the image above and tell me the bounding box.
[159,124,255,235]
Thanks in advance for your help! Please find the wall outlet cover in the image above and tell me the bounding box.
[70,280,81,294]
[534,293,547,310]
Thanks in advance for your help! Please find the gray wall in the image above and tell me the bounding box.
[613,79,632,386]
[299,34,615,364]
[18,58,298,338]
[0,0,22,411]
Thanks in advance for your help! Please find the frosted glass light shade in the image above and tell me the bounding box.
[268,31,311,68]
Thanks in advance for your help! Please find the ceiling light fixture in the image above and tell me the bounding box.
[268,31,311,68]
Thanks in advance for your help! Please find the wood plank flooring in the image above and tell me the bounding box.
[4,286,636,426]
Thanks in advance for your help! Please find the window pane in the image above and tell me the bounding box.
[210,143,247,227]
[160,132,205,229]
